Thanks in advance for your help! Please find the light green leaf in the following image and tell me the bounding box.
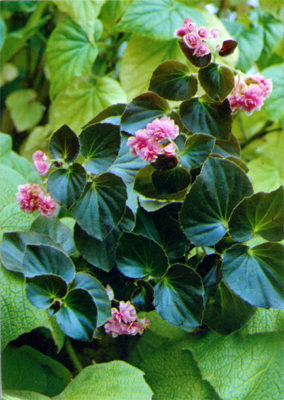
[0,17,6,51]
[0,63,18,87]
[6,89,44,132]
[50,76,126,134]
[53,361,152,400]
[3,390,50,400]
[20,125,51,161]
[240,308,284,336]
[262,63,284,126]
[46,17,98,99]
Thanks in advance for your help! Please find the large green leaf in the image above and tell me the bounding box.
[53,361,152,400]
[80,123,120,174]
[180,133,215,170]
[50,76,126,134]
[186,331,284,400]
[180,97,232,139]
[262,63,284,126]
[116,232,169,278]
[26,275,68,309]
[198,62,234,101]
[49,125,80,163]
[46,17,98,99]
[180,157,253,246]
[2,390,50,400]
[154,264,204,328]
[118,0,204,40]
[0,17,5,51]
[223,243,284,309]
[72,173,127,240]
[239,308,284,336]
[229,187,284,242]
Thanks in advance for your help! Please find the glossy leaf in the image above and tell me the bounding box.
[49,124,79,163]
[223,243,284,309]
[178,40,211,68]
[229,187,284,242]
[83,103,126,128]
[180,97,232,139]
[121,92,169,134]
[152,167,190,196]
[180,157,253,246]
[80,123,120,174]
[154,264,204,327]
[26,275,67,310]
[48,164,86,209]
[72,173,127,240]
[198,62,234,101]
[149,60,198,101]
[116,232,168,278]
[180,133,215,170]
[218,39,238,56]
[56,288,97,341]
[213,133,240,157]
[23,244,75,283]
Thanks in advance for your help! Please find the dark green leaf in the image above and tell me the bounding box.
[180,97,232,139]
[47,164,86,209]
[119,206,135,233]
[49,125,80,163]
[72,173,127,240]
[198,62,234,101]
[180,133,215,169]
[55,288,97,341]
[83,103,126,128]
[179,40,211,68]
[23,245,75,283]
[213,134,240,157]
[121,92,169,134]
[152,167,190,195]
[26,275,67,310]
[223,243,284,309]
[80,123,121,174]
[73,272,111,326]
[229,187,284,242]
[149,60,198,101]
[180,157,253,246]
[116,232,169,278]
[154,264,204,327]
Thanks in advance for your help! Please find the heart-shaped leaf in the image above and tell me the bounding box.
[149,60,198,101]
[179,40,211,68]
[229,186,284,242]
[47,164,86,209]
[154,264,204,327]
[213,134,240,157]
[83,103,126,129]
[180,157,253,246]
[180,97,232,139]
[198,62,234,101]
[26,275,68,310]
[116,232,168,278]
[72,173,127,240]
[80,123,121,174]
[152,167,190,195]
[49,125,80,163]
[180,133,215,169]
[223,243,284,309]
[218,39,238,56]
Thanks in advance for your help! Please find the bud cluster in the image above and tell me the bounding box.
[17,184,57,217]
[32,150,50,176]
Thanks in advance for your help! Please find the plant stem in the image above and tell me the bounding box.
[241,126,281,149]
[65,339,83,373]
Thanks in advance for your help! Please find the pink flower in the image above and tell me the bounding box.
[245,74,272,98]
[193,42,210,57]
[163,142,177,157]
[37,192,57,217]
[17,184,42,213]
[175,18,195,37]
[119,301,137,323]
[32,151,50,176]
[127,129,164,162]
[146,116,179,141]
[198,26,209,38]
[183,32,201,49]
[210,28,220,38]
[127,318,151,336]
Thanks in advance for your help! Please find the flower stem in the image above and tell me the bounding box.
[65,339,83,373]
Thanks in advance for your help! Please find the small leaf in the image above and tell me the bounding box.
[149,60,198,101]
[47,164,86,209]
[213,133,240,157]
[218,40,238,56]
[49,124,80,163]
[26,275,67,309]
[178,40,211,68]
[198,62,234,101]
[154,264,204,327]
[80,123,120,174]
[180,133,215,169]
[223,243,284,309]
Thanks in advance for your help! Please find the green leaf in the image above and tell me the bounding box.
[49,125,80,162]
[180,133,215,169]
[178,40,212,68]
[185,331,284,400]
[152,167,190,196]
[223,243,284,309]
[229,187,284,242]
[20,124,51,161]
[26,275,68,309]
[262,63,284,126]
[180,157,253,246]
[116,232,169,278]
[53,361,152,400]
[149,60,198,101]
[73,272,111,326]
[239,308,284,336]
[47,164,86,209]
[80,123,120,174]
[3,390,50,400]
[154,264,204,327]
[120,35,185,100]
[23,244,75,283]
[198,62,234,101]
[213,133,240,158]
[83,103,126,128]
[118,0,204,40]
[0,17,6,51]
[72,173,127,240]
[46,17,98,99]
[6,89,43,132]
[180,97,232,139]
[121,92,169,134]
[204,281,256,335]
[55,288,97,341]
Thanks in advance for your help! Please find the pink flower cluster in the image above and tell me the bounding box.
[32,151,50,176]
[127,116,179,162]
[17,184,57,217]
[104,301,150,338]
[228,74,272,114]
[175,18,220,57]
